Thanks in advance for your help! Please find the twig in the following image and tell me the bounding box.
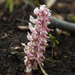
[49,16,75,33]
[46,58,61,63]
[38,63,48,75]
[66,48,75,56]
[0,34,10,39]
[66,48,72,55]
[51,49,53,60]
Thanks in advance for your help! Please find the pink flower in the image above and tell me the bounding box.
[27,51,34,59]
[40,5,46,11]
[27,32,33,41]
[29,23,37,34]
[34,7,40,15]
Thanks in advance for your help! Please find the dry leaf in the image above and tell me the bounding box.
[62,31,71,36]
[8,30,13,34]
[56,28,71,36]
[21,43,26,46]
[53,14,64,20]
[17,26,29,30]
[10,46,21,50]
[45,0,56,8]
[11,51,18,54]
[14,47,21,49]
[1,34,9,39]
[50,29,54,32]
[56,28,62,35]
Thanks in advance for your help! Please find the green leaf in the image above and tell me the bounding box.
[5,0,13,13]
[9,1,13,12]
[53,42,55,47]
[48,33,59,47]
[49,34,54,40]
[55,40,59,44]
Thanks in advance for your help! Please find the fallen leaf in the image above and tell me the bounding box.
[1,34,9,39]
[45,0,56,8]
[56,28,71,36]
[8,30,13,34]
[14,47,21,49]
[56,28,62,35]
[10,46,21,50]
[21,43,26,46]
[11,51,18,55]
[62,31,71,36]
[17,26,29,30]
[50,29,54,32]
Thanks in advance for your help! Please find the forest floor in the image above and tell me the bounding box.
[0,0,75,75]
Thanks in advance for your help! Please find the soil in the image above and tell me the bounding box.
[0,0,75,75]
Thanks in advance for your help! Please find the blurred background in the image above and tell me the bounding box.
[0,0,75,75]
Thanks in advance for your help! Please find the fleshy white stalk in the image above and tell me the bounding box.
[22,5,51,75]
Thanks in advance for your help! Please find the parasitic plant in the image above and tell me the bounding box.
[22,5,51,75]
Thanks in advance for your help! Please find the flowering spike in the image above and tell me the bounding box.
[22,5,51,74]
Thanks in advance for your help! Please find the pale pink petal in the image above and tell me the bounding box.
[34,19,41,25]
[29,22,33,30]
[27,32,33,41]
[34,7,39,15]
[46,28,50,32]
[29,23,37,34]
[40,5,46,11]
[30,15,35,23]
[43,34,49,39]
[27,51,34,58]
[31,28,37,34]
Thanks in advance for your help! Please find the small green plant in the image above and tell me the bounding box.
[5,0,39,13]
[49,34,59,47]
[5,0,14,13]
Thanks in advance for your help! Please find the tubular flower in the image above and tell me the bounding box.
[23,5,51,69]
